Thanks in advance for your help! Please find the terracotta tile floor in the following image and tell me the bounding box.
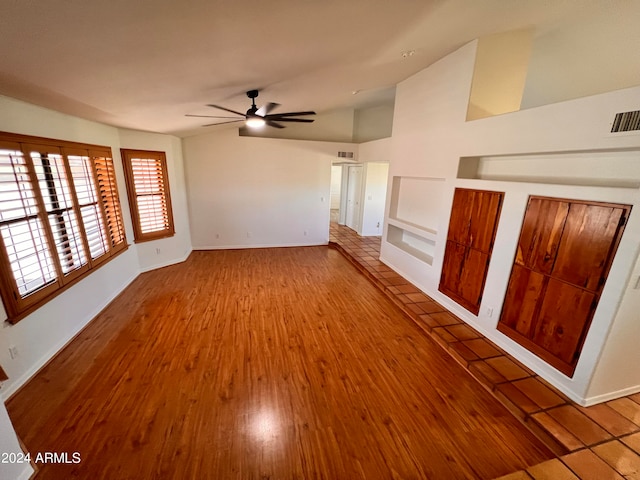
[328,223,640,480]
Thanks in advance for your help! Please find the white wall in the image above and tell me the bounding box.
[0,401,32,480]
[330,165,343,209]
[358,137,391,164]
[360,163,389,236]
[183,129,355,249]
[521,1,640,109]
[118,129,193,272]
[382,41,640,405]
[354,103,394,143]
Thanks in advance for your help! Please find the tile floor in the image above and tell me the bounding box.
[328,223,640,480]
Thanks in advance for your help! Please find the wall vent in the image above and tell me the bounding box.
[337,151,354,159]
[611,110,640,133]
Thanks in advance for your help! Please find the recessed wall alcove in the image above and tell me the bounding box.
[386,176,445,265]
[457,149,640,188]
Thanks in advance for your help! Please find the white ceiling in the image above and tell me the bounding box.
[0,0,637,137]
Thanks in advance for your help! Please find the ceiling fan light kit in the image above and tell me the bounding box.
[189,90,316,129]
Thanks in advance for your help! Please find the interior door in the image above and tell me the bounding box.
[345,165,362,232]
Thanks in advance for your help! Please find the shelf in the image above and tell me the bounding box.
[387,218,437,241]
[457,149,640,189]
[386,224,435,265]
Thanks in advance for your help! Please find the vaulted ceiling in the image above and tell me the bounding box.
[0,0,637,137]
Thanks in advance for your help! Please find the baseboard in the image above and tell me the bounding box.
[582,385,640,406]
[1,271,139,401]
[139,250,193,273]
[194,241,329,250]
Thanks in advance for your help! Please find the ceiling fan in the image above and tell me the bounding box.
[186,90,316,129]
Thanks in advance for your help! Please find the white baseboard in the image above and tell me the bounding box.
[139,250,193,273]
[582,385,640,406]
[194,241,328,250]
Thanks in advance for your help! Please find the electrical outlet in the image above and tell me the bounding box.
[486,307,494,317]
[8,345,18,359]
[155,248,161,255]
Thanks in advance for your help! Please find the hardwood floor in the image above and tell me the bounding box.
[7,248,554,479]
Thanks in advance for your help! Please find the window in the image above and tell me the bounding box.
[0,132,127,322]
[120,149,174,243]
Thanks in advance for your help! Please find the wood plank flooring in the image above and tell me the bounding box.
[7,248,554,479]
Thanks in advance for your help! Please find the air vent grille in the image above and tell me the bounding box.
[611,110,640,133]
[337,151,354,159]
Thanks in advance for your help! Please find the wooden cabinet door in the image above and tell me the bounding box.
[439,188,504,315]
[533,279,596,366]
[515,198,568,274]
[552,203,626,291]
[469,190,504,252]
[440,241,489,314]
[499,264,545,338]
[498,196,631,377]
[447,189,475,245]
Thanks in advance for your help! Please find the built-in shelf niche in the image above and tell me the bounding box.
[387,223,435,265]
[458,149,640,189]
[386,176,444,265]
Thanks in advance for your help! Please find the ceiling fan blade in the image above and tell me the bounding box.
[202,119,245,127]
[206,104,246,117]
[266,120,285,129]
[273,118,315,123]
[186,114,243,119]
[256,102,280,117]
[265,111,316,118]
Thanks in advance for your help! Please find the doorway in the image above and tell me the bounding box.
[345,165,363,232]
[329,165,342,223]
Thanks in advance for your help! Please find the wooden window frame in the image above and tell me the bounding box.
[120,149,175,243]
[0,132,127,323]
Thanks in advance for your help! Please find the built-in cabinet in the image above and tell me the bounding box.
[439,188,504,315]
[497,196,631,377]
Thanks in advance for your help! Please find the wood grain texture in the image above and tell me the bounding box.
[498,196,631,376]
[7,248,553,479]
[552,203,624,290]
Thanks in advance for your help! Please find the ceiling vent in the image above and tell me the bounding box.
[611,110,640,133]
[337,151,354,159]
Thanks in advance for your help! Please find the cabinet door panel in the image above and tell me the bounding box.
[447,189,473,244]
[515,198,568,274]
[500,264,545,338]
[469,190,503,252]
[533,279,595,365]
[499,196,630,377]
[552,204,625,291]
[439,243,488,314]
[441,188,504,314]
[440,240,465,296]
[457,248,489,310]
